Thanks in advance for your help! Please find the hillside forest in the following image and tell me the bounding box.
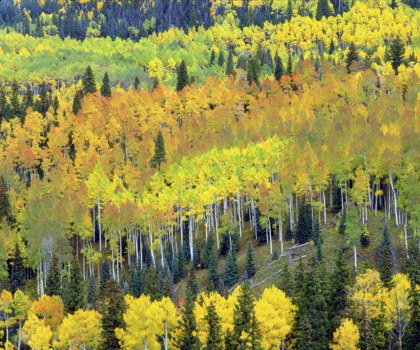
[1,0,420,349]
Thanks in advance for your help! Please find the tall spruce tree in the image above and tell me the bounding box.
[378,221,394,289]
[176,59,189,92]
[338,208,347,235]
[315,0,333,20]
[223,250,239,289]
[245,242,256,279]
[404,280,420,349]
[64,258,86,313]
[360,224,370,248]
[274,52,284,81]
[186,267,200,301]
[286,0,293,21]
[23,84,34,111]
[226,51,235,77]
[286,55,294,76]
[207,253,221,293]
[278,263,293,297]
[129,262,143,297]
[100,72,112,97]
[82,65,97,95]
[9,244,25,294]
[218,51,225,67]
[202,236,215,269]
[359,305,375,350]
[100,278,126,350]
[134,76,140,89]
[389,37,406,75]
[209,50,216,66]
[247,58,260,86]
[10,80,23,121]
[346,43,359,73]
[144,265,161,301]
[87,275,98,308]
[150,130,166,169]
[0,176,12,224]
[295,204,312,244]
[193,238,201,269]
[332,187,343,213]
[100,259,111,294]
[72,91,82,115]
[204,301,223,350]
[45,255,61,297]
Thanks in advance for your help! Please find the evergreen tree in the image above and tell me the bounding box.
[332,187,343,213]
[346,43,359,73]
[22,84,33,111]
[378,221,394,289]
[218,51,225,67]
[202,236,215,269]
[274,52,284,81]
[87,275,98,308]
[150,130,166,169]
[338,209,347,235]
[186,267,200,301]
[45,255,61,297]
[247,58,260,86]
[163,275,172,299]
[63,258,86,313]
[82,65,97,95]
[34,82,50,117]
[52,95,59,116]
[221,230,239,255]
[226,51,235,77]
[128,262,143,297]
[359,305,376,350]
[10,80,22,121]
[389,37,406,75]
[144,265,161,301]
[0,176,12,224]
[245,242,256,278]
[0,85,12,122]
[223,250,239,289]
[360,224,371,248]
[272,249,279,261]
[100,278,126,350]
[295,314,312,350]
[9,244,25,294]
[316,236,323,262]
[177,249,189,283]
[315,0,333,20]
[100,72,112,97]
[285,215,294,241]
[248,312,263,350]
[286,55,294,76]
[193,238,201,269]
[328,40,335,55]
[406,242,420,285]
[72,91,82,115]
[210,50,216,66]
[286,0,293,21]
[278,263,293,297]
[295,204,312,244]
[312,218,322,244]
[204,301,223,350]
[100,259,111,294]
[134,76,140,89]
[404,280,420,350]
[176,59,189,92]
[175,275,199,349]
[207,253,221,293]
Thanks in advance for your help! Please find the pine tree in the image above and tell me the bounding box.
[34,82,50,117]
[207,253,221,293]
[389,37,406,75]
[359,305,375,350]
[218,51,225,67]
[202,236,215,269]
[248,312,263,350]
[332,187,342,213]
[315,0,333,20]
[82,65,97,95]
[295,314,312,350]
[360,224,370,248]
[295,204,312,244]
[406,242,420,285]
[10,80,22,121]
[0,176,12,224]
[52,95,59,116]
[186,267,200,301]
[63,258,86,313]
[193,238,201,269]
[286,55,294,77]
[278,263,293,297]
[23,84,33,111]
[316,236,323,262]
[338,209,346,235]
[346,43,359,73]
[177,249,189,283]
[245,242,256,278]
[9,244,25,294]
[100,72,111,97]
[272,249,279,261]
[150,130,166,169]
[209,50,216,66]
[328,40,335,55]
[286,0,293,21]
[128,262,143,297]
[72,91,82,115]
[144,265,161,301]
[176,59,189,92]
[100,259,111,294]
[163,275,172,299]
[87,275,98,308]
[175,276,199,349]
[100,278,126,350]
[223,250,239,289]
[247,58,260,86]
[404,280,420,350]
[312,218,322,245]
[134,76,140,89]
[378,221,394,289]
[45,255,61,297]
[226,51,235,77]
[285,215,294,241]
[204,301,223,350]
[274,52,284,81]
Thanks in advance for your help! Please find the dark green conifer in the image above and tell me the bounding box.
[9,244,25,294]
[128,262,143,297]
[177,249,189,283]
[52,95,59,116]
[272,249,279,261]
[100,278,126,350]
[204,301,223,350]
[278,263,293,297]
[315,0,333,20]
[0,176,12,224]
[285,216,294,241]
[332,187,342,213]
[226,51,235,77]
[247,58,260,86]
[45,255,61,297]
[286,0,293,21]
[134,76,140,89]
[406,242,420,285]
[286,55,294,76]
[404,280,420,349]
[338,209,347,235]
[82,66,97,96]
[63,258,86,313]
[100,72,111,97]
[0,85,12,122]
[176,59,189,92]
[360,224,371,248]
[359,305,375,350]
[207,253,221,293]
[87,275,98,308]
[163,275,172,299]
[218,51,225,67]
[274,52,284,81]
[245,242,256,278]
[295,314,312,350]
[100,259,111,294]
[10,80,22,121]
[150,130,166,169]
[193,238,201,269]
[389,37,406,75]
[72,91,82,115]
[144,265,161,301]
[23,84,34,111]
[295,204,312,244]
[202,236,215,269]
[186,267,200,301]
[378,221,394,289]
[328,40,335,55]
[34,82,50,117]
[346,43,359,73]
[223,250,239,289]
[210,50,216,66]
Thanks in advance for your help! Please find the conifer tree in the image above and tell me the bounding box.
[202,236,215,269]
[223,250,239,289]
[175,275,199,349]
[193,238,201,269]
[45,255,61,297]
[378,221,394,289]
[286,0,293,21]
[134,76,140,89]
[9,244,25,294]
[274,52,284,81]
[332,187,342,213]
[247,58,260,86]
[177,249,188,283]
[315,0,333,20]
[316,236,323,262]
[100,72,112,97]
[406,242,420,285]
[100,278,126,350]
[295,314,312,350]
[338,209,347,235]
[186,267,200,301]
[23,84,34,111]
[226,51,235,77]
[150,130,166,169]
[0,176,12,224]
[82,65,97,95]
[218,51,225,67]
[285,215,294,241]
[163,275,172,299]
[346,43,359,73]
[0,85,12,122]
[34,82,50,117]
[72,91,82,115]
[10,80,22,121]
[176,59,189,92]
[272,249,279,261]
[100,259,111,294]
[245,242,256,278]
[207,253,221,293]
[64,258,86,313]
[278,263,293,297]
[52,95,59,116]
[87,275,98,308]
[204,301,223,350]
[359,305,375,350]
[286,55,294,77]
[210,50,216,66]
[295,204,312,244]
[389,37,406,75]
[144,265,161,301]
[128,262,143,297]
[329,40,335,55]
[404,280,420,349]
[360,224,370,248]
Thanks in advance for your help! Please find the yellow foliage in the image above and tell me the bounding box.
[330,319,360,350]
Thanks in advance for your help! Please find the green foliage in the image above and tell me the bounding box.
[404,281,420,349]
[100,278,126,350]
[204,301,224,350]
[87,275,98,308]
[193,238,201,269]
[332,187,342,213]
[338,209,347,235]
[63,258,86,314]
[72,91,82,115]
[226,51,235,77]
[247,58,260,86]
[286,55,294,76]
[100,259,111,294]
[378,221,394,289]
[218,51,225,67]
[45,255,61,297]
[315,0,333,21]
[150,130,166,169]
[0,176,12,224]
[389,37,406,75]
[346,43,359,73]
[286,0,293,21]
[134,76,140,89]
[278,263,293,298]
[202,236,215,269]
[245,242,256,278]
[144,265,161,301]
[272,249,279,261]
[274,52,284,81]
[186,267,200,301]
[174,249,188,284]
[295,204,312,244]
[221,230,239,256]
[83,65,97,96]
[223,250,239,289]
[360,224,370,248]
[129,262,144,298]
[9,244,25,294]
[176,59,189,92]
[207,252,221,293]
[100,72,112,97]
